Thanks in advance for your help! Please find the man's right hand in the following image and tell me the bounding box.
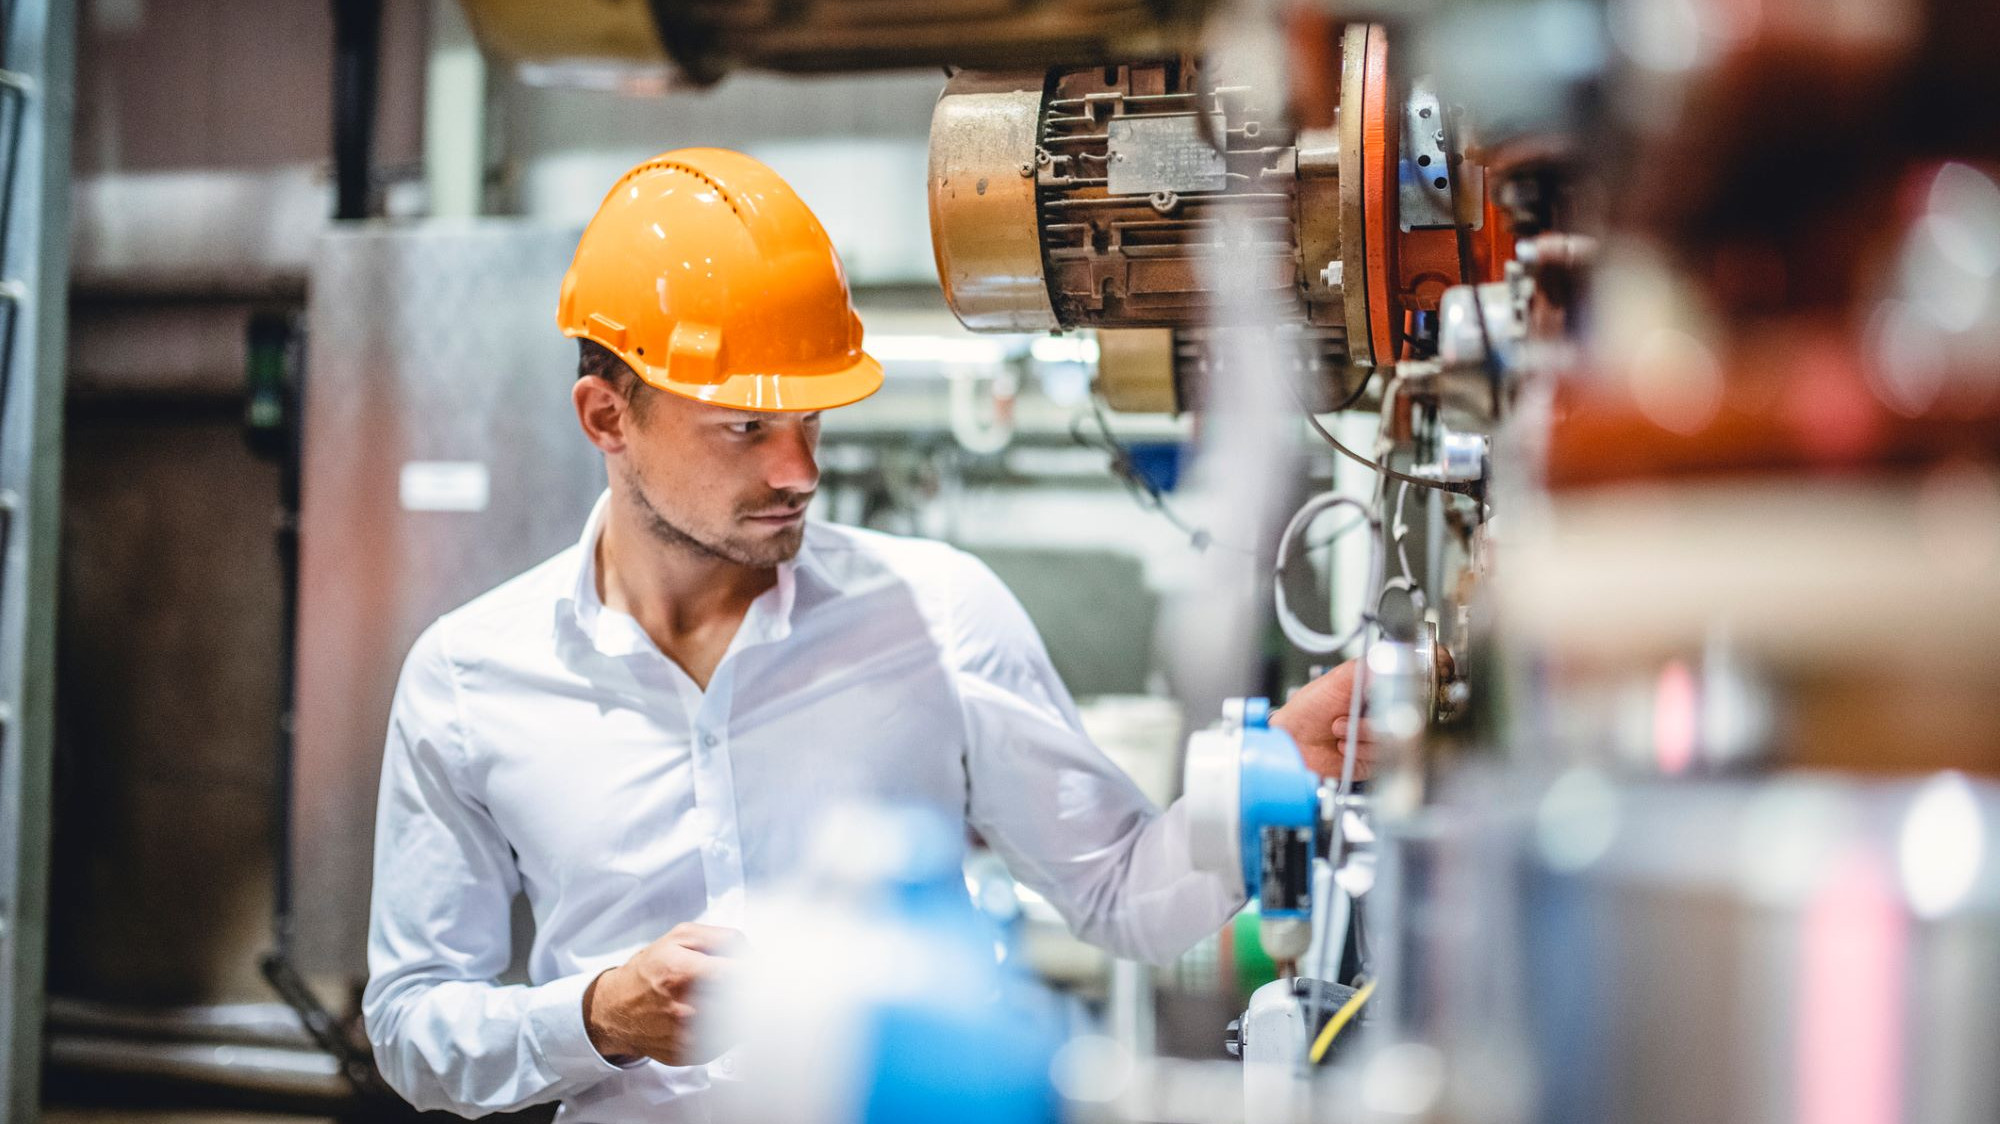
[583,922,745,1066]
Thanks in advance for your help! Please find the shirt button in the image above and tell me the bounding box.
[701,733,719,749]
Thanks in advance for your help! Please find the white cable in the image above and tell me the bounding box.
[1392,480,1417,590]
[1272,491,1378,654]
[1300,404,1396,1065]
[1382,479,1429,616]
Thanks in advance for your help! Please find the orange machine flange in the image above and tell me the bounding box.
[1362,25,1400,367]
[1336,22,1509,366]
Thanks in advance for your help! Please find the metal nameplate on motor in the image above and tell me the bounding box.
[1107,114,1229,196]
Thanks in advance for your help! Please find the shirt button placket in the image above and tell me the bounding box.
[692,701,746,924]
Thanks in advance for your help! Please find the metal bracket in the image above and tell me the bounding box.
[1399,82,1483,232]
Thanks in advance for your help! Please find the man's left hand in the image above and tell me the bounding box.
[1269,659,1377,780]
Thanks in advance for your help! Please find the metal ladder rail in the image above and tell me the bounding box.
[0,0,71,1119]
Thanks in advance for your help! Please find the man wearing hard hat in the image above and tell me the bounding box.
[361,149,1368,1121]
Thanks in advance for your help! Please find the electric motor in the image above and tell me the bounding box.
[928,26,1506,373]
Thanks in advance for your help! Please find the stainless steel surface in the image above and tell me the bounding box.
[292,224,607,975]
[927,73,1059,332]
[1399,773,2000,1124]
[1436,280,1522,370]
[0,0,74,1118]
[1431,430,1487,483]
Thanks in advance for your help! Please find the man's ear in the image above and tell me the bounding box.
[573,376,631,455]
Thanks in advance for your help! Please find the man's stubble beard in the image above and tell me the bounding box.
[621,463,805,569]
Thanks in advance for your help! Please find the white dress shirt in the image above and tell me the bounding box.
[362,493,1242,1122]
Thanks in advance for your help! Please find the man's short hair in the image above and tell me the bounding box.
[578,338,651,414]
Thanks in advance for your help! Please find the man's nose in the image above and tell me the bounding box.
[764,422,820,496]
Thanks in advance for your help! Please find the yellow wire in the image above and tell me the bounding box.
[1308,978,1377,1065]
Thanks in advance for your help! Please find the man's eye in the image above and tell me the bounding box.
[728,420,761,435]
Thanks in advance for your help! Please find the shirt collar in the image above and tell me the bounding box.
[563,490,824,658]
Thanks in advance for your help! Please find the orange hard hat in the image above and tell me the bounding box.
[558,148,883,412]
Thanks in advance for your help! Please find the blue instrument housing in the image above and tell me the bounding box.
[1235,698,1322,918]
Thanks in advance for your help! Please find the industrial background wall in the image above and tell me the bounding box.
[52,413,284,1005]
[57,0,427,1010]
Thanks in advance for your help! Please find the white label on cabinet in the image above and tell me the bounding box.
[399,461,490,513]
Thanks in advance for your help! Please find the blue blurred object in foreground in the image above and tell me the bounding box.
[716,804,1062,1124]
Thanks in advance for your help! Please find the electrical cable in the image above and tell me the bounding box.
[1284,374,1478,496]
[1307,513,1369,554]
[1272,491,1378,654]
[1309,977,1378,1064]
[1328,364,1376,412]
[1392,479,1418,591]
[1300,412,1394,1067]
[1380,478,1430,618]
[1071,397,1251,555]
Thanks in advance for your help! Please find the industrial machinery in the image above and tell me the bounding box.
[923,2,2000,1121]
[924,20,1532,1117]
[928,27,1508,411]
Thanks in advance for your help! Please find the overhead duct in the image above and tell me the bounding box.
[456,0,1211,86]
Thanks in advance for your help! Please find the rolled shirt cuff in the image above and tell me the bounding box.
[526,969,650,1079]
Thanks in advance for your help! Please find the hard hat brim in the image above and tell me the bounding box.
[638,352,885,413]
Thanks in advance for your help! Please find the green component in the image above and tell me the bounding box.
[243,312,295,459]
[1231,905,1281,1000]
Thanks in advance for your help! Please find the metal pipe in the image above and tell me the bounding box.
[331,0,382,221]
[45,998,317,1049]
[46,1033,347,1101]
[249,309,388,1101]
